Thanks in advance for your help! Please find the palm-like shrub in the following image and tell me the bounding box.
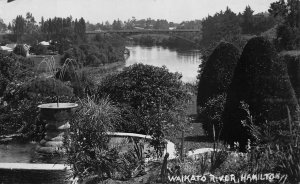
[64,97,121,181]
[222,37,300,149]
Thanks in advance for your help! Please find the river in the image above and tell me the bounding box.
[125,45,202,83]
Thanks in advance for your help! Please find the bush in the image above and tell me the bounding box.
[64,97,121,180]
[29,44,47,55]
[13,44,27,57]
[97,63,191,151]
[281,54,300,103]
[198,94,227,139]
[197,42,239,138]
[0,51,34,96]
[222,37,300,149]
[24,77,74,98]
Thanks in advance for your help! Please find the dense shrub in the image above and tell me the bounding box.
[13,44,27,57]
[64,97,121,180]
[60,34,125,68]
[222,37,300,149]
[29,44,47,55]
[197,42,240,106]
[281,54,300,103]
[0,51,34,96]
[197,42,239,137]
[23,77,74,99]
[61,47,86,67]
[198,93,227,139]
[97,63,190,151]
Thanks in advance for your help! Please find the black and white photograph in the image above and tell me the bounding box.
[0,0,299,183]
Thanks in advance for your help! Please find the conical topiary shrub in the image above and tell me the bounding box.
[222,37,300,149]
[197,42,240,106]
[197,42,240,137]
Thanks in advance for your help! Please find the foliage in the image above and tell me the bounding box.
[64,97,121,180]
[117,139,147,179]
[222,36,300,149]
[13,15,26,41]
[197,42,239,138]
[200,7,241,48]
[197,42,239,107]
[13,44,27,57]
[23,77,74,99]
[198,94,227,139]
[281,54,300,103]
[0,51,34,96]
[269,0,300,50]
[97,63,191,152]
[29,44,47,55]
[60,34,125,67]
[240,6,276,35]
[0,79,73,140]
[74,18,86,41]
[241,103,300,183]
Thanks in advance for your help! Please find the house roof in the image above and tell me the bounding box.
[0,46,13,52]
[5,43,17,49]
[40,41,50,46]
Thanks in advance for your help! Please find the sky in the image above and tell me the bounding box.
[0,0,278,24]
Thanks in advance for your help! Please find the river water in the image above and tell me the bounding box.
[125,45,202,83]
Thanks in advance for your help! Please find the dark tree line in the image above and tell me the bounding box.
[41,16,86,42]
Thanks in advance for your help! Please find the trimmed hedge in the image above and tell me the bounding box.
[222,37,300,148]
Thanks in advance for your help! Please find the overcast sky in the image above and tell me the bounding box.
[0,0,277,24]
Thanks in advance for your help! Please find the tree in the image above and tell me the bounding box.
[269,0,300,50]
[97,64,190,150]
[7,23,12,31]
[0,18,7,32]
[25,12,37,34]
[222,37,300,149]
[13,15,25,42]
[241,5,254,34]
[112,19,122,30]
[197,42,240,137]
[13,44,27,57]
[201,7,241,47]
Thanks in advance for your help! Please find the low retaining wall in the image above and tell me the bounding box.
[0,163,72,184]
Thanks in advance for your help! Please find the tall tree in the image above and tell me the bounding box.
[25,12,36,34]
[241,5,254,34]
[0,18,7,32]
[13,15,25,42]
[201,7,241,47]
